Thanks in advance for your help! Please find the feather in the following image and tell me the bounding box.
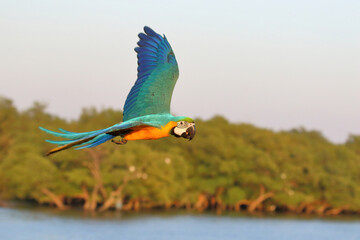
[137,40,158,49]
[76,134,114,150]
[138,58,157,65]
[137,52,157,59]
[44,135,97,156]
[144,26,163,41]
[138,33,161,45]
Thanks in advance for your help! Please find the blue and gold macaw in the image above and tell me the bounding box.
[40,26,196,156]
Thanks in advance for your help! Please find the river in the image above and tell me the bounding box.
[0,206,359,240]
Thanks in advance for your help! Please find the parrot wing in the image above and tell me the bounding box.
[122,26,179,121]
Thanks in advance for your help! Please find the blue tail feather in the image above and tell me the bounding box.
[39,126,97,139]
[76,134,114,150]
[39,126,112,140]
[39,126,116,153]
[40,121,140,155]
[45,139,75,145]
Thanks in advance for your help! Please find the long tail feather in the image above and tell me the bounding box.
[76,134,114,150]
[44,135,98,156]
[39,126,106,139]
[39,126,116,156]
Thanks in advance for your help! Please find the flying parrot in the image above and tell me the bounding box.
[40,26,196,156]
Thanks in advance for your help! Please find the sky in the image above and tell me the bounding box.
[1,0,359,143]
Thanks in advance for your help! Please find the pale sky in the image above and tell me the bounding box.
[1,0,359,143]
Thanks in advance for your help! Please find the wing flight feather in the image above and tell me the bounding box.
[123,26,179,121]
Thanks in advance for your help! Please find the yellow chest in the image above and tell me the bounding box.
[124,121,177,141]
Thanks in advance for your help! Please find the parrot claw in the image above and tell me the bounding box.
[111,138,128,145]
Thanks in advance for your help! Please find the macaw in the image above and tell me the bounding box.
[40,26,196,156]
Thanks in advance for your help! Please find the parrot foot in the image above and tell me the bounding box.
[111,138,128,145]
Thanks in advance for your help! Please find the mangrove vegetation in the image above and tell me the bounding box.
[0,96,360,215]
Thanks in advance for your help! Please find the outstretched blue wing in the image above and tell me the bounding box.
[123,26,179,121]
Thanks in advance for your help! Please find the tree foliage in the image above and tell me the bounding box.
[0,96,359,213]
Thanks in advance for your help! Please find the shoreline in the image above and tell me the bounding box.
[2,199,360,218]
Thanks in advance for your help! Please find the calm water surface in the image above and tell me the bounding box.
[0,206,360,240]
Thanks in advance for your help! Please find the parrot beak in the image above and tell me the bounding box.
[181,123,196,141]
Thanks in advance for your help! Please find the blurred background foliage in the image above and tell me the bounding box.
[0,96,359,213]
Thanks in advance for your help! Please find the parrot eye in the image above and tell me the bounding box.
[177,121,188,128]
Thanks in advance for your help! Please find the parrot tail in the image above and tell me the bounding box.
[39,126,115,156]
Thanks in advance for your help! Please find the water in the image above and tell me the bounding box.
[0,207,360,240]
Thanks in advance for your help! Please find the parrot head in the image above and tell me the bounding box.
[171,117,196,141]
